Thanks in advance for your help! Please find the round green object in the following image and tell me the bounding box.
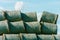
[37,35,54,40]
[20,33,37,40]
[41,22,57,34]
[40,11,58,24]
[0,20,9,34]
[0,11,5,21]
[3,34,20,40]
[21,12,37,22]
[5,11,21,22]
[24,22,41,33]
[9,21,25,33]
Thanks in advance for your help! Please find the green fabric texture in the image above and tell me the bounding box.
[3,34,20,40]
[21,12,37,22]
[24,22,41,33]
[41,22,57,34]
[5,11,21,22]
[40,11,58,24]
[20,33,37,40]
[8,21,25,34]
[0,11,5,21]
[0,20,9,34]
[37,35,54,40]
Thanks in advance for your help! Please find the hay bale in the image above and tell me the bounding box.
[3,34,20,40]
[5,11,21,22]
[54,35,60,40]
[37,35,54,40]
[41,22,57,34]
[20,33,37,40]
[40,11,58,24]
[21,12,37,22]
[0,11,5,21]
[9,21,25,33]
[24,22,41,33]
[0,20,9,34]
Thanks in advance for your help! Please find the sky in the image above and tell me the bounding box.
[0,0,60,34]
